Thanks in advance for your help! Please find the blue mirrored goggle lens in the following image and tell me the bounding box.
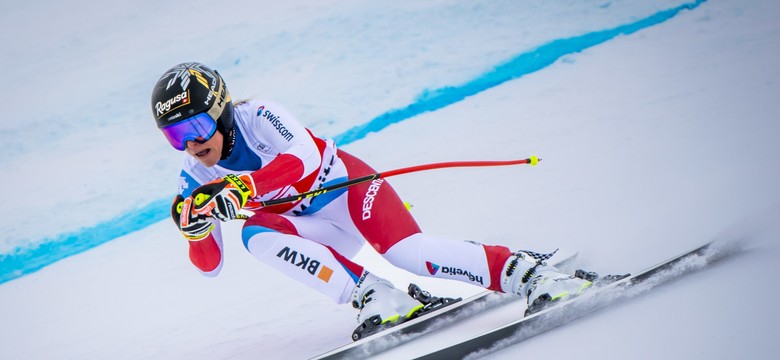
[160,113,218,151]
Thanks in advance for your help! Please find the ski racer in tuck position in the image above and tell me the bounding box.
[150,62,598,330]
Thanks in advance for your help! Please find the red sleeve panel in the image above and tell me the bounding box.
[187,232,224,275]
[249,153,305,197]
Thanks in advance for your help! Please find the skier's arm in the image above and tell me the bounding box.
[185,224,224,276]
[248,152,307,197]
[175,168,225,276]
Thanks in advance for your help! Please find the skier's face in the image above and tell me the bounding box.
[184,130,223,167]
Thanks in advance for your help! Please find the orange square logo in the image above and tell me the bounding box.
[318,266,334,283]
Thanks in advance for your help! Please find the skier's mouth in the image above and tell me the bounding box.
[196,148,210,157]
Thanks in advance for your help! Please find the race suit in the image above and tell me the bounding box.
[176,100,513,303]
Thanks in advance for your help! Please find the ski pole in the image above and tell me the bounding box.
[259,156,540,207]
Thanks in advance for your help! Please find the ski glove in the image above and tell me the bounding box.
[190,174,257,222]
[171,194,215,240]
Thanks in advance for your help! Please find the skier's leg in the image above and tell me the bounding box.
[337,150,514,290]
[383,233,515,290]
[242,212,364,304]
[243,211,424,323]
[337,150,421,252]
[338,149,589,303]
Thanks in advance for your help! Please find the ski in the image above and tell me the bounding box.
[308,253,579,360]
[415,240,738,360]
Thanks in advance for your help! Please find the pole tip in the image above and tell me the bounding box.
[529,155,540,166]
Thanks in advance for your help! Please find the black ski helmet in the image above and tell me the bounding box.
[151,62,233,147]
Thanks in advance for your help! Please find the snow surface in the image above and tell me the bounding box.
[2,0,779,359]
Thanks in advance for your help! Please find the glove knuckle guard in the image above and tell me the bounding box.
[171,195,185,227]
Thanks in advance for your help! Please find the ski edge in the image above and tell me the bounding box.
[414,240,740,360]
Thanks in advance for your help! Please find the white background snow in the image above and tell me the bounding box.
[1,0,779,359]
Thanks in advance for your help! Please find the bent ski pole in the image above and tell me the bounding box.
[259,156,540,207]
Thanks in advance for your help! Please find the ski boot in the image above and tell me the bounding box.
[351,272,425,340]
[500,251,594,316]
[525,269,630,315]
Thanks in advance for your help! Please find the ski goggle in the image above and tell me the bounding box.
[159,112,218,151]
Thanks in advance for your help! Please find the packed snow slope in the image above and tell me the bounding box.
[2,0,779,359]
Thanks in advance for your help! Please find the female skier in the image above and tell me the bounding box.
[151,62,591,327]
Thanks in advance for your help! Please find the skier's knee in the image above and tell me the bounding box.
[380,233,428,275]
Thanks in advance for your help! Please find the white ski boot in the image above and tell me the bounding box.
[351,271,425,326]
[500,251,593,315]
